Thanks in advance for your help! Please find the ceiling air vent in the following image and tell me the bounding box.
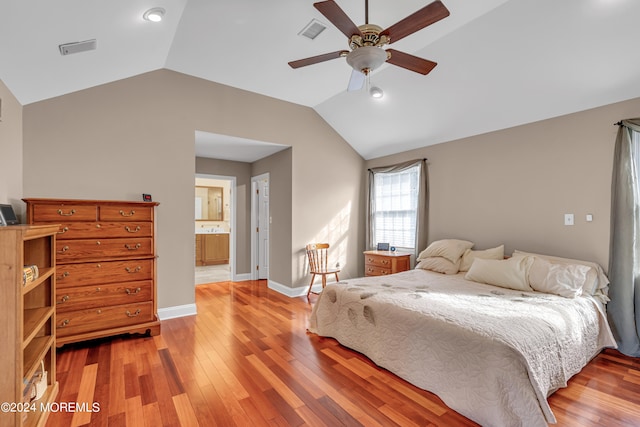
[59,39,97,56]
[298,19,327,40]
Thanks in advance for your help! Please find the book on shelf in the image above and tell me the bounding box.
[23,264,39,285]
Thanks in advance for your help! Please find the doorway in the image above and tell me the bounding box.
[251,173,270,280]
[195,174,236,285]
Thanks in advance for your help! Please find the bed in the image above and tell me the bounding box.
[308,243,617,427]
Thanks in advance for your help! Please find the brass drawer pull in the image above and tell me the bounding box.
[125,243,141,250]
[126,287,142,295]
[125,226,141,233]
[60,319,70,327]
[59,295,70,303]
[57,246,69,254]
[96,241,101,245]
[58,271,70,279]
[58,226,69,234]
[125,266,142,273]
[126,309,141,317]
[57,209,76,216]
[119,209,136,217]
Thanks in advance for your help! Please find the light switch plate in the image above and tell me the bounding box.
[564,213,574,226]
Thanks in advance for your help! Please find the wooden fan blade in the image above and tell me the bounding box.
[380,0,450,44]
[314,1,363,39]
[386,49,437,75]
[288,50,348,69]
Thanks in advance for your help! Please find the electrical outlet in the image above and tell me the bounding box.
[564,213,574,226]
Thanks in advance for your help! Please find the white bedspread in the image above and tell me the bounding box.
[308,269,616,427]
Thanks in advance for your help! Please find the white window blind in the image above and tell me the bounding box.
[372,164,420,249]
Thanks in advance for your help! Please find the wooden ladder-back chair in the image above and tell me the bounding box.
[306,243,340,297]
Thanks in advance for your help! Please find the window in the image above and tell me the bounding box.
[371,164,420,250]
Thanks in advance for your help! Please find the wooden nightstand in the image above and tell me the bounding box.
[364,250,411,277]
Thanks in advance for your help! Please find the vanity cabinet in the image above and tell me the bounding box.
[195,233,229,266]
[23,198,160,346]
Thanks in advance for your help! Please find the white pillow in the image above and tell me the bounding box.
[459,245,505,272]
[528,257,587,298]
[417,239,474,264]
[512,250,607,296]
[416,257,460,275]
[465,257,534,291]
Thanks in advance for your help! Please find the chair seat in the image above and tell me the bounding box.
[310,268,340,275]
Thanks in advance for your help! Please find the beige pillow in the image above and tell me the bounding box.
[417,239,474,264]
[528,257,586,298]
[459,245,505,272]
[512,250,607,296]
[465,257,534,291]
[416,257,460,275]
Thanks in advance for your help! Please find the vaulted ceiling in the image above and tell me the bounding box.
[2,0,639,160]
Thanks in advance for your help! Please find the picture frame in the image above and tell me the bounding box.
[377,242,390,251]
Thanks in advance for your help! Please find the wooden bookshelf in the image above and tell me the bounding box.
[0,225,59,427]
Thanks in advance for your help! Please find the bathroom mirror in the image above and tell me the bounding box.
[195,186,223,221]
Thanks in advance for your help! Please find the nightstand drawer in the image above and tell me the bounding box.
[99,205,154,221]
[365,254,393,268]
[365,265,393,276]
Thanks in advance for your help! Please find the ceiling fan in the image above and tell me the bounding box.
[288,0,450,91]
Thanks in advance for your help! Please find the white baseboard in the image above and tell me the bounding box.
[157,303,197,320]
[233,273,252,281]
[268,279,321,297]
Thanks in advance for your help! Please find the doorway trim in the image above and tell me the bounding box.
[251,173,270,280]
[195,173,237,281]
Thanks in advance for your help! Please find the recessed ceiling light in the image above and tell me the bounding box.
[143,7,165,22]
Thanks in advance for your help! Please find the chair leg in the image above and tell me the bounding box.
[334,273,339,282]
[307,273,316,297]
[321,274,327,290]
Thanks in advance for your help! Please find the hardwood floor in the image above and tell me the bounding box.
[46,280,640,427]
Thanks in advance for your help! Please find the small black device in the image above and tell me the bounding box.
[377,242,390,251]
[142,194,153,202]
[0,203,20,226]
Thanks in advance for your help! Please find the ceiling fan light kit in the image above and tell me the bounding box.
[346,46,388,74]
[289,0,450,93]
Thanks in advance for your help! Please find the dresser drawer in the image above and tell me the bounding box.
[365,265,393,276]
[56,301,154,337]
[56,280,152,312]
[365,254,394,268]
[99,205,154,221]
[57,259,154,288]
[32,204,97,221]
[56,221,153,239]
[56,237,153,260]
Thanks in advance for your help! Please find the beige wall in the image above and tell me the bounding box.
[22,69,364,311]
[366,97,640,271]
[0,80,23,217]
[253,148,293,286]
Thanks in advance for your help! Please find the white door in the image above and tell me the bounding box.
[252,174,270,280]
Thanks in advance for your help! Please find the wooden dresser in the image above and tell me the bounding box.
[23,198,160,346]
[364,250,411,277]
